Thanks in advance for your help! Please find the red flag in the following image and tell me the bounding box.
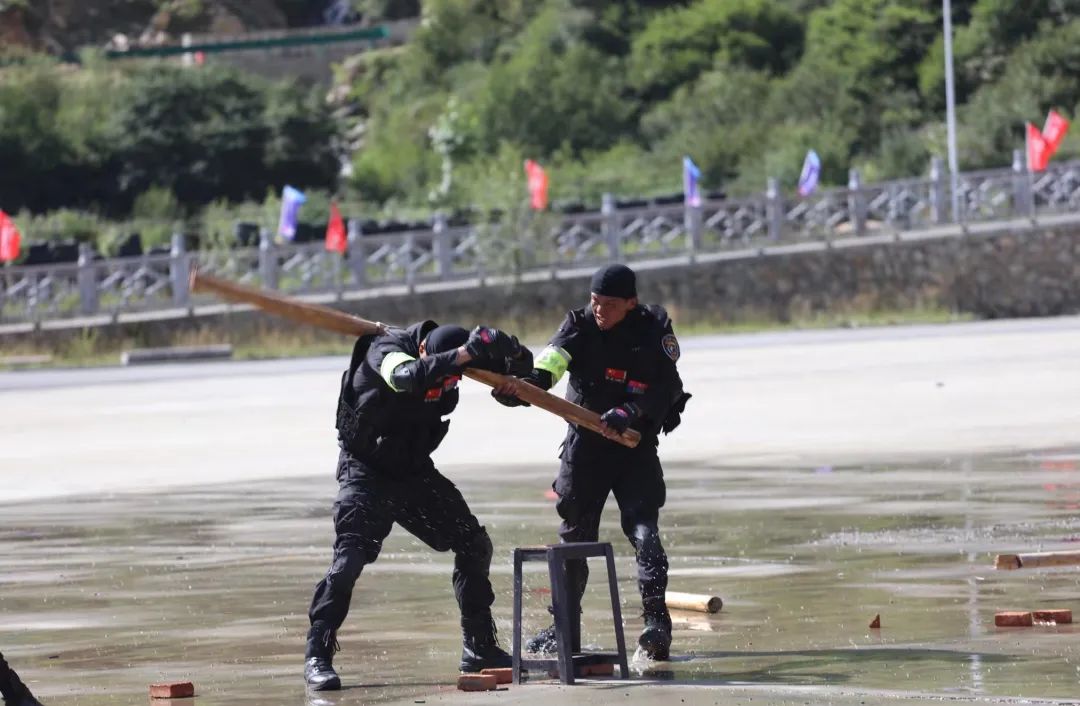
[0,211,21,263]
[524,159,549,211]
[1043,109,1070,155]
[325,202,347,254]
[1027,123,1051,172]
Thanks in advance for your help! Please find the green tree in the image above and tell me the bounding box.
[569,0,690,56]
[959,21,1080,169]
[800,0,937,101]
[349,93,444,205]
[776,0,937,163]
[409,0,540,82]
[478,3,632,157]
[641,66,773,186]
[263,82,340,192]
[0,59,78,213]
[110,64,270,207]
[628,0,804,102]
[919,0,1080,109]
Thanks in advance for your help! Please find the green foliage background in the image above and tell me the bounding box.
[342,0,1080,215]
[3,0,1080,256]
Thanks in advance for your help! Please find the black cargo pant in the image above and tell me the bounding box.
[553,428,669,608]
[0,651,32,703]
[0,652,14,700]
[308,449,496,635]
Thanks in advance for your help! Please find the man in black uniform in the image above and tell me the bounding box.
[495,264,689,661]
[0,652,43,705]
[304,321,532,690]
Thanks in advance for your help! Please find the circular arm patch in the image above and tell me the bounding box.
[661,334,680,361]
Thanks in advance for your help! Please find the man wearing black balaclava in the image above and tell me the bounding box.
[304,321,533,691]
[495,264,691,662]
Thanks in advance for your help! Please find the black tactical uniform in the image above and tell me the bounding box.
[305,321,530,690]
[502,264,689,660]
[0,652,43,706]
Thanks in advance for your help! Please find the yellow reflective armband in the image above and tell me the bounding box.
[380,351,417,391]
[534,345,571,384]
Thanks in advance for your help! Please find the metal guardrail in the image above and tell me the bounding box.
[3,153,1080,327]
[104,25,390,59]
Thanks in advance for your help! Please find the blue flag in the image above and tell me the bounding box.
[797,150,821,197]
[683,156,702,207]
[278,185,307,240]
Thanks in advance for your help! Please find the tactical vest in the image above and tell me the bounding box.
[566,305,677,435]
[335,329,459,467]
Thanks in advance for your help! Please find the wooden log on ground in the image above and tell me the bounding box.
[994,551,1080,570]
[666,591,723,613]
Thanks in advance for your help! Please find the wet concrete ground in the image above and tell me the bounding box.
[3,318,1080,704]
[3,452,1080,705]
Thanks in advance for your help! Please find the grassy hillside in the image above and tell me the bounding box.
[1,0,1080,256]
[338,0,1080,213]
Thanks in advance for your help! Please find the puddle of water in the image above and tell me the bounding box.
[1,450,1079,704]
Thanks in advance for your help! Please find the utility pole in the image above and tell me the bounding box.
[943,0,961,222]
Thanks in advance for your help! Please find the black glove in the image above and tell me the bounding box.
[504,345,534,377]
[661,392,692,434]
[600,403,639,434]
[491,373,539,408]
[465,326,519,362]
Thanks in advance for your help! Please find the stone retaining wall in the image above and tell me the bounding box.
[7,223,1080,350]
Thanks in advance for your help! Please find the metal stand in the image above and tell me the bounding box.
[511,542,629,685]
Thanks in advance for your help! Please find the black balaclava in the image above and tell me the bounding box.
[424,324,469,354]
[590,264,637,299]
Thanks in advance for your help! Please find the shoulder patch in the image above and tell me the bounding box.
[661,334,680,362]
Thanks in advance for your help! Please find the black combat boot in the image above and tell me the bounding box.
[638,598,672,661]
[459,616,512,673]
[524,623,558,654]
[525,604,582,655]
[303,622,341,691]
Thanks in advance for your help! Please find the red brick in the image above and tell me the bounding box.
[548,663,617,679]
[457,673,497,691]
[995,611,1034,627]
[1033,609,1072,624]
[480,667,513,684]
[149,682,194,699]
[580,663,615,677]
